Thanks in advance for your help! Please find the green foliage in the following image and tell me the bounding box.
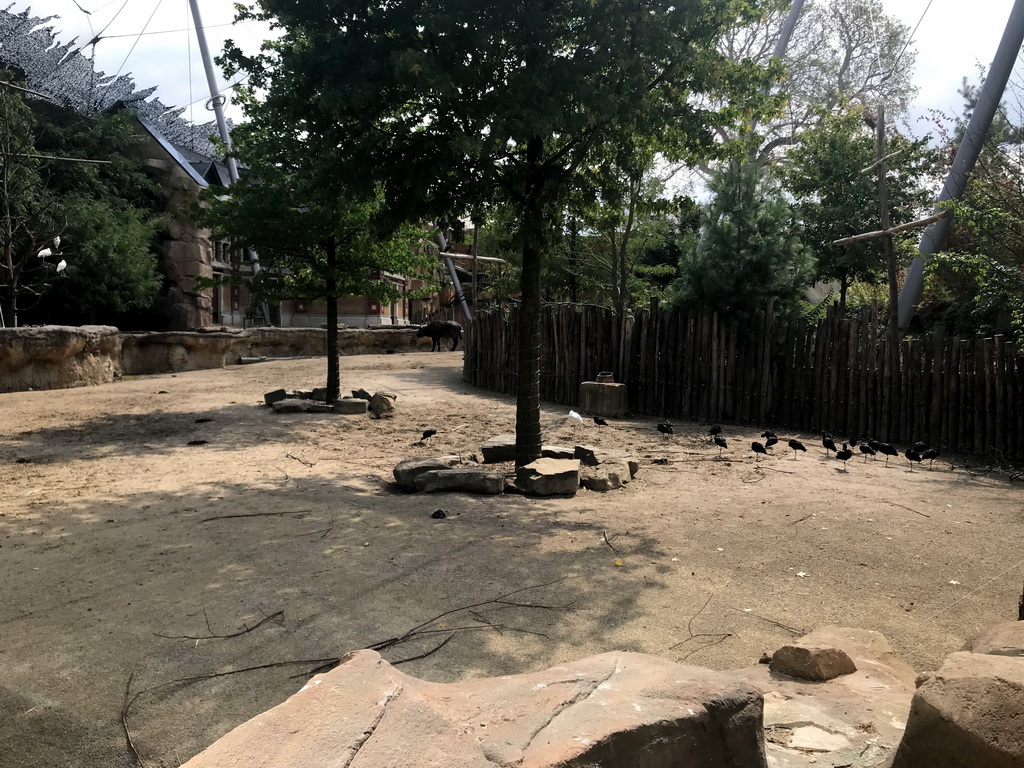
[670,160,814,318]
[784,109,936,308]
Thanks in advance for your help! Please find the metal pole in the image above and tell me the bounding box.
[772,0,806,60]
[436,233,472,322]
[898,0,1024,331]
[187,0,239,184]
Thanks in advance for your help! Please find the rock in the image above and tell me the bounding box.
[961,621,1024,657]
[517,458,580,496]
[480,433,516,463]
[271,398,310,413]
[351,388,373,400]
[892,651,1024,768]
[393,456,465,492]
[182,650,768,768]
[574,445,639,478]
[311,387,328,401]
[369,391,397,417]
[306,403,336,414]
[264,388,288,406]
[288,389,314,399]
[541,445,575,459]
[333,397,369,415]
[626,458,639,477]
[770,645,857,682]
[579,461,632,492]
[414,469,504,495]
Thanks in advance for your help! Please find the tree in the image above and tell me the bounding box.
[784,109,936,310]
[225,0,781,468]
[718,0,917,166]
[670,160,814,318]
[198,99,433,402]
[0,78,164,326]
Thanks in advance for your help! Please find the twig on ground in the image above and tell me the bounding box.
[788,513,815,526]
[602,531,621,556]
[448,423,470,432]
[201,510,309,523]
[725,606,805,635]
[392,632,456,664]
[154,610,284,641]
[668,594,734,652]
[121,672,145,766]
[886,501,931,519]
[285,453,316,468]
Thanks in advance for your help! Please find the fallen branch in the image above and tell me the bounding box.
[887,501,931,519]
[725,606,804,636]
[121,672,145,766]
[788,513,815,526]
[392,633,456,665]
[602,531,621,556]
[669,594,734,652]
[154,610,284,642]
[285,453,316,468]
[201,510,309,523]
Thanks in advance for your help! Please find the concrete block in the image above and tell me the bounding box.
[579,381,628,418]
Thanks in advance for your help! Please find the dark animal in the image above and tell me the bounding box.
[922,447,940,468]
[761,430,776,440]
[708,425,722,437]
[868,439,881,453]
[836,443,853,469]
[859,444,876,461]
[911,441,927,454]
[421,428,437,442]
[905,447,923,471]
[594,416,608,426]
[713,435,727,456]
[415,320,463,351]
[788,439,806,459]
[751,441,768,462]
[431,509,447,519]
[877,442,898,466]
[822,434,837,455]
[765,435,779,450]
[657,421,674,435]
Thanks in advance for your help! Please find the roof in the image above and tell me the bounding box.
[136,116,209,188]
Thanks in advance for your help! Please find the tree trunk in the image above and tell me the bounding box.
[325,236,340,402]
[567,217,578,304]
[515,143,547,470]
[839,276,849,313]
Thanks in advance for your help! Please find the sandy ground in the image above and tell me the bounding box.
[1,352,1022,768]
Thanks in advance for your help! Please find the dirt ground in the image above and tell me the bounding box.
[1,352,1022,768]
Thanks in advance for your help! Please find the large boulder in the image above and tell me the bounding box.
[575,445,639,478]
[541,445,575,460]
[580,461,632,492]
[414,469,504,495]
[369,391,397,418]
[182,650,768,768]
[517,458,580,496]
[333,397,369,415]
[961,621,1024,657]
[480,433,516,463]
[891,651,1024,768]
[263,388,288,406]
[769,645,856,682]
[271,398,310,413]
[393,456,463,491]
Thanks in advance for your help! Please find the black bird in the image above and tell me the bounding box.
[657,421,674,435]
[822,434,838,455]
[922,447,941,469]
[905,447,923,471]
[761,430,777,440]
[708,424,722,437]
[836,442,854,469]
[877,442,898,466]
[751,441,768,462]
[848,436,859,448]
[868,439,882,453]
[593,416,608,426]
[788,439,806,459]
[911,441,927,454]
[765,435,779,450]
[821,431,834,441]
[859,444,876,461]
[421,428,437,443]
[713,434,728,456]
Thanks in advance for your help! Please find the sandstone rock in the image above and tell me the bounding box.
[333,397,369,415]
[414,469,504,495]
[351,388,373,400]
[369,391,397,417]
[580,461,632,492]
[393,456,464,491]
[480,433,516,463]
[541,444,575,459]
[517,458,580,496]
[574,445,639,478]
[271,398,310,413]
[892,651,1024,768]
[961,621,1024,657]
[182,650,768,768]
[626,458,640,477]
[0,325,122,394]
[769,645,857,682]
[311,387,328,401]
[288,389,314,399]
[264,388,289,406]
[306,403,336,414]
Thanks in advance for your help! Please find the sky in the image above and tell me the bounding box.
[5,0,1024,135]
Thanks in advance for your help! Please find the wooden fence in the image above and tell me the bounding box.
[463,303,1024,459]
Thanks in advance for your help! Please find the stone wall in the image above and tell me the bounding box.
[0,326,122,393]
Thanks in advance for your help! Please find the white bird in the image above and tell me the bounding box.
[53,236,60,250]
[56,259,67,274]
[37,247,52,259]
[567,410,585,427]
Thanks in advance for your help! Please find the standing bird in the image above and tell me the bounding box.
[751,441,768,462]
[822,433,837,456]
[708,424,722,437]
[877,442,898,466]
[761,430,776,440]
[922,447,941,469]
[713,434,727,457]
[53,235,60,250]
[593,416,608,426]
[836,442,853,469]
[911,441,927,454]
[788,439,806,459]
[55,259,67,275]
[420,428,437,444]
[765,434,779,450]
[905,447,923,471]
[657,421,674,435]
[37,247,52,259]
[567,410,586,440]
[868,439,882,454]
[859,444,876,461]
